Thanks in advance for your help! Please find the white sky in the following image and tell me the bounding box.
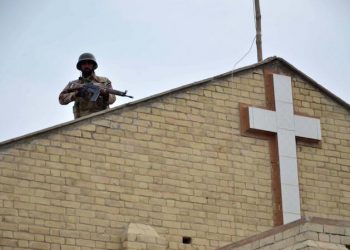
[0,0,349,142]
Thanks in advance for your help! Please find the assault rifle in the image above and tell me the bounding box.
[62,84,133,101]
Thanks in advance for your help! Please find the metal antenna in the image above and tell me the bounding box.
[254,0,263,62]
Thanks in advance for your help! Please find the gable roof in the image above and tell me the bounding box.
[1,56,349,147]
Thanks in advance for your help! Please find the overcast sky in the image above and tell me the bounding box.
[0,0,349,142]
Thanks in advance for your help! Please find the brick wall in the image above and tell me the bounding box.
[0,63,349,249]
[293,75,350,220]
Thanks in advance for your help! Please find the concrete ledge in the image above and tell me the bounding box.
[218,217,350,250]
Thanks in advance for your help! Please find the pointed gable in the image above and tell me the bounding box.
[0,57,349,249]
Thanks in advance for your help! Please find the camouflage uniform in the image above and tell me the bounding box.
[59,73,116,119]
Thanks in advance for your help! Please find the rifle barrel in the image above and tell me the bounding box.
[106,89,133,98]
[61,85,133,98]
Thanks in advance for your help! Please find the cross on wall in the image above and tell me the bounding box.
[242,74,321,225]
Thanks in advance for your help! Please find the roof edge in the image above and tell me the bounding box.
[274,57,350,110]
[0,58,273,148]
[1,56,349,148]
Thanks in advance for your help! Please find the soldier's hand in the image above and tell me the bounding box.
[76,87,88,98]
[100,88,110,99]
[100,88,107,95]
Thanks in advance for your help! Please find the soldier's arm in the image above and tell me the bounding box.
[59,82,78,105]
[104,78,116,105]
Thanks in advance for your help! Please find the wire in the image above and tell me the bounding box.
[233,35,257,69]
[232,0,259,70]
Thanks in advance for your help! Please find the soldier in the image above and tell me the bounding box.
[59,53,116,119]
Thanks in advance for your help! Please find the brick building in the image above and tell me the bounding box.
[0,57,349,249]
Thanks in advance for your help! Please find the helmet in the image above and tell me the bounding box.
[76,53,98,70]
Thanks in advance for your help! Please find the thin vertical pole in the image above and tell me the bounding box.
[254,0,263,62]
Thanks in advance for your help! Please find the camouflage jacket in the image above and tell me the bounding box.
[59,73,116,119]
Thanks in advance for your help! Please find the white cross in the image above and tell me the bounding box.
[248,74,321,224]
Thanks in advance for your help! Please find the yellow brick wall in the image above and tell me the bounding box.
[293,76,350,220]
[0,66,349,250]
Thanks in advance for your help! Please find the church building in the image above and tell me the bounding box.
[1,57,349,249]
